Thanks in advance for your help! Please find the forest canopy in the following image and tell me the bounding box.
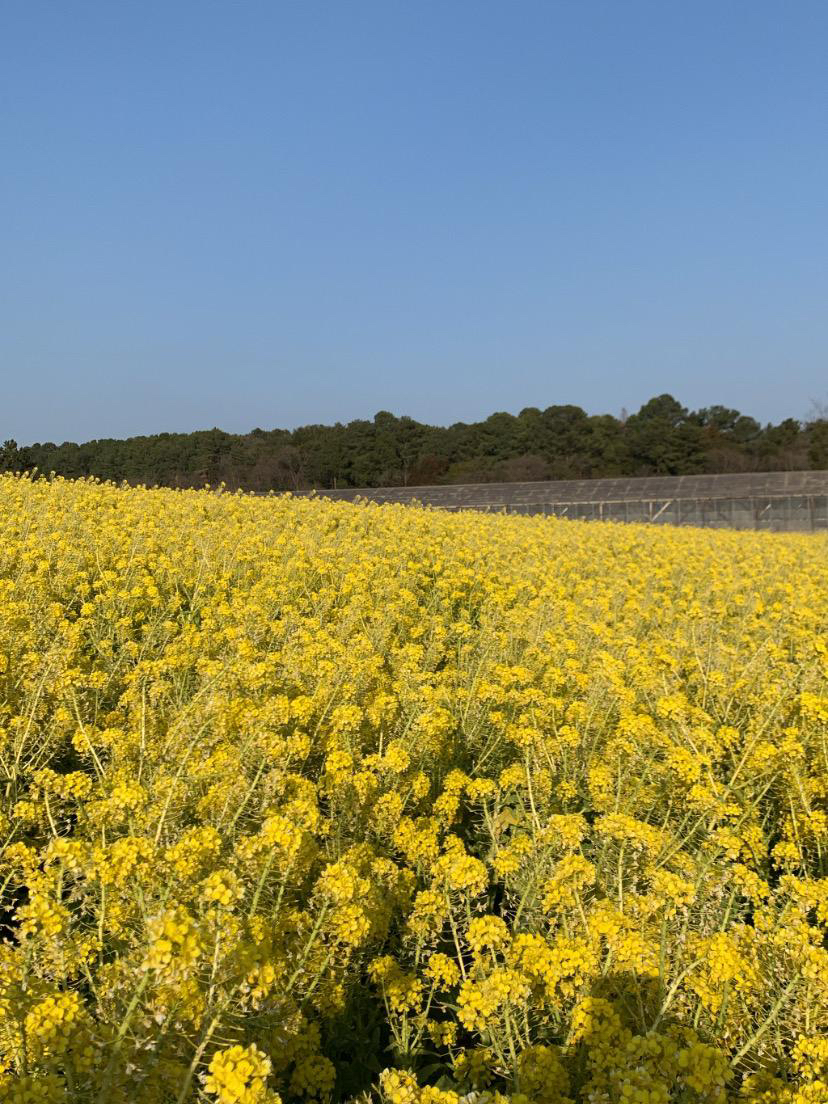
[2,394,827,492]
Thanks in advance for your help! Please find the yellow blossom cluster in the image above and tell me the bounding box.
[0,472,826,1102]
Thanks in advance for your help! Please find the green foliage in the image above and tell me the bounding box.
[0,440,21,472]
[6,395,824,490]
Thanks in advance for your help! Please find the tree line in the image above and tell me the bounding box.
[2,394,827,492]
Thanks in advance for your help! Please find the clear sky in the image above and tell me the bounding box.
[2,1,827,444]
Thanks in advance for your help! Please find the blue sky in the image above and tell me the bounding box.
[2,1,827,444]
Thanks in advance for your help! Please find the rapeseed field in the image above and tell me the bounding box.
[1,474,827,1104]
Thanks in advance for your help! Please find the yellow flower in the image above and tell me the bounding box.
[204,1044,276,1104]
[2,473,827,1098]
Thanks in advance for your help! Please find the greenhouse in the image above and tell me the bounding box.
[318,469,828,531]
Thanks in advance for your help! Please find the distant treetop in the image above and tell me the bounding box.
[2,394,827,491]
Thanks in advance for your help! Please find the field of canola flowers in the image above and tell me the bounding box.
[0,475,827,1104]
